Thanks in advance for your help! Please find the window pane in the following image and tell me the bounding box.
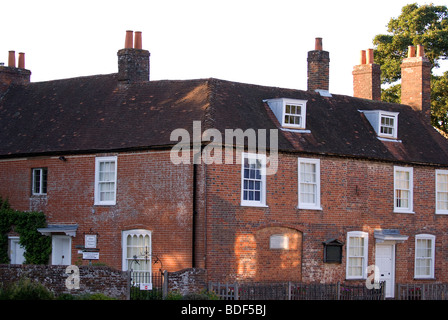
[380,116,395,136]
[33,169,41,193]
[437,173,448,211]
[416,238,433,277]
[299,161,318,205]
[395,169,411,209]
[284,104,303,127]
[97,159,116,203]
[42,169,48,193]
[242,154,265,204]
[125,233,151,276]
[347,235,366,278]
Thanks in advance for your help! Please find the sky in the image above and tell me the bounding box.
[1,0,447,96]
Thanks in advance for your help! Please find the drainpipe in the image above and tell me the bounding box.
[192,161,198,268]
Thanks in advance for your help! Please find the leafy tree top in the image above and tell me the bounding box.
[373,3,448,84]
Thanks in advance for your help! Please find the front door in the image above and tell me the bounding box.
[52,235,71,265]
[9,237,25,264]
[375,243,395,298]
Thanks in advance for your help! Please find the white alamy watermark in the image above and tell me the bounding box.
[65,265,80,290]
[366,264,381,290]
[170,121,279,175]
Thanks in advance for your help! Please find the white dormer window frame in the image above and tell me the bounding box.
[379,112,398,139]
[361,110,399,140]
[283,101,306,129]
[265,98,308,131]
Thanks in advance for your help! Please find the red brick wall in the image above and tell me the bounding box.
[1,150,448,286]
[201,152,448,284]
[0,150,194,273]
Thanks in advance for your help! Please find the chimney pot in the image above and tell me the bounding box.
[125,30,134,49]
[408,45,416,58]
[360,50,366,65]
[134,31,142,49]
[18,52,25,69]
[8,51,15,67]
[417,44,425,57]
[366,49,374,64]
[315,38,323,51]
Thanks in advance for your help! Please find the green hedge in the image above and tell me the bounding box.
[0,197,51,264]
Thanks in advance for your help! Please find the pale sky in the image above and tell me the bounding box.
[1,0,447,96]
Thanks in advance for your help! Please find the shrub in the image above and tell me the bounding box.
[0,278,54,300]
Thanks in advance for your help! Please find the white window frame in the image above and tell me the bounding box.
[282,100,307,129]
[241,152,267,207]
[346,231,369,280]
[394,166,413,213]
[298,158,321,210]
[379,112,398,139]
[436,170,448,214]
[94,156,117,206]
[414,234,435,279]
[122,229,152,285]
[32,168,48,195]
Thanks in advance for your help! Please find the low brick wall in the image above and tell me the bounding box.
[166,268,207,296]
[0,264,130,300]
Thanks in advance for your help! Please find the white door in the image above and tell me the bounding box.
[52,235,71,265]
[375,243,395,298]
[10,237,25,264]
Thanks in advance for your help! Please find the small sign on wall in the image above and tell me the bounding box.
[85,235,97,249]
[82,251,99,260]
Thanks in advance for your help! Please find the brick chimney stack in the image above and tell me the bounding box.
[307,37,330,92]
[0,50,31,94]
[117,30,150,82]
[352,48,381,100]
[401,45,431,122]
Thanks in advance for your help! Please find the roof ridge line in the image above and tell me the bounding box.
[201,78,217,131]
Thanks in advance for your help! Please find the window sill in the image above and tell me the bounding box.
[435,211,448,215]
[280,127,311,133]
[241,203,268,208]
[94,202,117,206]
[378,136,401,142]
[297,205,323,211]
[393,209,415,214]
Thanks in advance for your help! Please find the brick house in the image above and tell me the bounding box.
[1,31,448,298]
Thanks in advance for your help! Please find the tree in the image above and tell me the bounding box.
[373,3,448,132]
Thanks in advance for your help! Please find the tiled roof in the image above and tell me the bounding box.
[1,74,447,165]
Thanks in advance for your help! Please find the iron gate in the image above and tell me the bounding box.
[129,271,164,300]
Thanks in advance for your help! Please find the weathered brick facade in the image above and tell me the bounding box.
[0,151,194,272]
[198,154,448,284]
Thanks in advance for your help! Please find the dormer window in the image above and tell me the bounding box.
[284,103,304,128]
[265,98,308,130]
[380,113,396,138]
[361,110,399,140]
